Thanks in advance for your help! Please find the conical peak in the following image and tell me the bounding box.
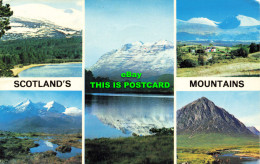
[188,97,217,112]
[193,97,212,105]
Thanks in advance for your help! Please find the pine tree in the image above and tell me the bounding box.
[0,0,13,38]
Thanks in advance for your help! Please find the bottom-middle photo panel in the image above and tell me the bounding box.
[85,93,174,163]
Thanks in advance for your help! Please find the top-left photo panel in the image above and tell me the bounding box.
[0,0,83,77]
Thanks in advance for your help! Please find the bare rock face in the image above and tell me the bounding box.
[177,97,254,136]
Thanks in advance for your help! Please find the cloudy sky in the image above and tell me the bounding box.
[0,91,82,109]
[85,0,174,68]
[177,91,260,130]
[177,0,259,22]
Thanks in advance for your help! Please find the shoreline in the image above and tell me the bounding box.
[11,62,82,76]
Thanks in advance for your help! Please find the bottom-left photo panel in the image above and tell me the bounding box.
[0,91,82,163]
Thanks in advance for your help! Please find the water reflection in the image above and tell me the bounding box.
[85,94,174,138]
[30,139,81,159]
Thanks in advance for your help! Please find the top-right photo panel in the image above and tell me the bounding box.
[177,0,260,77]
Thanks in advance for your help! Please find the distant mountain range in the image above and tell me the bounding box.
[90,40,174,80]
[177,97,257,136]
[0,99,81,133]
[3,4,82,40]
[178,15,260,42]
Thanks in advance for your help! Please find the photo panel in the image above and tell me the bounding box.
[0,91,82,163]
[0,0,83,77]
[85,0,174,163]
[177,91,260,164]
[177,0,260,77]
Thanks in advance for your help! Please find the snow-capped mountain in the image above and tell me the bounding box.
[0,100,82,133]
[90,40,174,79]
[177,15,260,42]
[44,101,66,113]
[3,4,82,40]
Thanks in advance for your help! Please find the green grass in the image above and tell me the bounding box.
[85,135,173,164]
[177,133,260,164]
[178,57,260,77]
[177,44,260,77]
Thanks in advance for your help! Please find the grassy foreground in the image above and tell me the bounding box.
[177,44,260,77]
[177,133,260,164]
[85,134,173,163]
[177,56,260,77]
[0,131,82,164]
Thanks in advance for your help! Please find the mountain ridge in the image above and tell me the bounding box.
[90,40,174,80]
[0,99,82,133]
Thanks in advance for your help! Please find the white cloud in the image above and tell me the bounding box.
[255,0,260,5]
[63,107,82,117]
[239,113,260,130]
[187,17,219,26]
[237,15,260,26]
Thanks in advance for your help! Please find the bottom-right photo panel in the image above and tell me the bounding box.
[177,91,260,164]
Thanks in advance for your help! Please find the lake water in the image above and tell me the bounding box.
[19,63,82,77]
[214,151,260,164]
[85,93,174,138]
[30,139,82,159]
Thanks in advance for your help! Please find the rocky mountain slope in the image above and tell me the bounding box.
[177,97,254,136]
[90,40,174,79]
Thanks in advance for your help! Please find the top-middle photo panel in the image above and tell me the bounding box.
[177,0,260,77]
[85,0,174,84]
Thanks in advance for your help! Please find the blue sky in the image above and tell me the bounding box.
[177,91,260,129]
[85,0,174,68]
[0,91,82,109]
[177,0,260,21]
[4,0,82,10]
